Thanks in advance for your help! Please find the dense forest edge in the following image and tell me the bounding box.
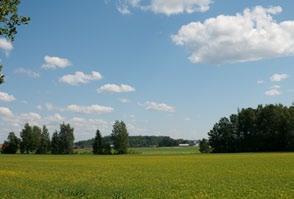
[1,104,294,155]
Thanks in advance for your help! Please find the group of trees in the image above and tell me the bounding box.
[77,135,194,148]
[205,104,294,153]
[1,123,74,154]
[92,121,129,155]
[1,120,130,155]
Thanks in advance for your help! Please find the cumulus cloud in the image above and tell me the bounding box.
[117,0,212,15]
[0,107,14,118]
[270,73,289,82]
[46,113,64,122]
[0,38,13,55]
[42,55,71,69]
[0,91,15,102]
[172,6,294,64]
[67,104,114,114]
[14,68,40,78]
[59,71,102,85]
[265,88,281,96]
[98,84,135,93]
[142,101,175,112]
[19,112,42,125]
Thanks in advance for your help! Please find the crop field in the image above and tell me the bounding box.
[75,146,198,155]
[0,153,293,199]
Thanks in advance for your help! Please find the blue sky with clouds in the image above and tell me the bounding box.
[0,0,294,142]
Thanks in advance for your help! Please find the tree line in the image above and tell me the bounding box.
[200,104,294,153]
[76,135,195,148]
[1,120,129,155]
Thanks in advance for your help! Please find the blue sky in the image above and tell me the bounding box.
[0,0,294,142]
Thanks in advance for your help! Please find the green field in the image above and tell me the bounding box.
[0,152,293,199]
[75,146,198,155]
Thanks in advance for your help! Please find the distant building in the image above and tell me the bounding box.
[178,143,190,147]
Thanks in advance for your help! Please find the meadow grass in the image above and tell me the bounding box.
[0,152,293,198]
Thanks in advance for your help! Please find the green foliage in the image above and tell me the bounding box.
[111,121,129,154]
[50,123,75,154]
[208,104,294,152]
[20,123,33,153]
[76,136,194,148]
[92,129,103,154]
[1,132,20,154]
[199,138,211,153]
[158,137,178,147]
[36,126,51,154]
[51,131,60,154]
[0,0,30,41]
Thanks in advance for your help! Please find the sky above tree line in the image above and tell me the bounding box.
[0,0,294,142]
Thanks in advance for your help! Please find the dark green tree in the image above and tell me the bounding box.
[36,125,50,154]
[93,129,103,154]
[0,0,30,84]
[207,104,294,153]
[58,123,74,154]
[20,124,41,153]
[20,123,33,153]
[111,121,129,154]
[32,125,41,152]
[101,143,112,155]
[199,138,211,153]
[1,132,20,154]
[51,131,60,154]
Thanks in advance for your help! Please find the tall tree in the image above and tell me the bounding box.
[1,132,20,154]
[93,129,103,154]
[20,123,33,153]
[51,131,60,154]
[32,125,41,152]
[58,123,74,154]
[36,125,50,154]
[111,121,129,154]
[0,0,30,84]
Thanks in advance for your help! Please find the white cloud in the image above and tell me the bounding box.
[257,80,264,84]
[0,91,15,102]
[0,38,13,55]
[271,85,280,89]
[46,113,64,123]
[0,107,14,118]
[14,68,40,78]
[59,71,102,85]
[119,98,131,103]
[265,88,281,96]
[67,104,114,114]
[98,84,135,93]
[36,105,43,110]
[172,6,294,64]
[142,101,175,112]
[270,73,289,82]
[117,0,212,15]
[19,112,42,125]
[42,55,71,69]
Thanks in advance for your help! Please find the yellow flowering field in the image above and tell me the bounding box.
[0,153,293,198]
